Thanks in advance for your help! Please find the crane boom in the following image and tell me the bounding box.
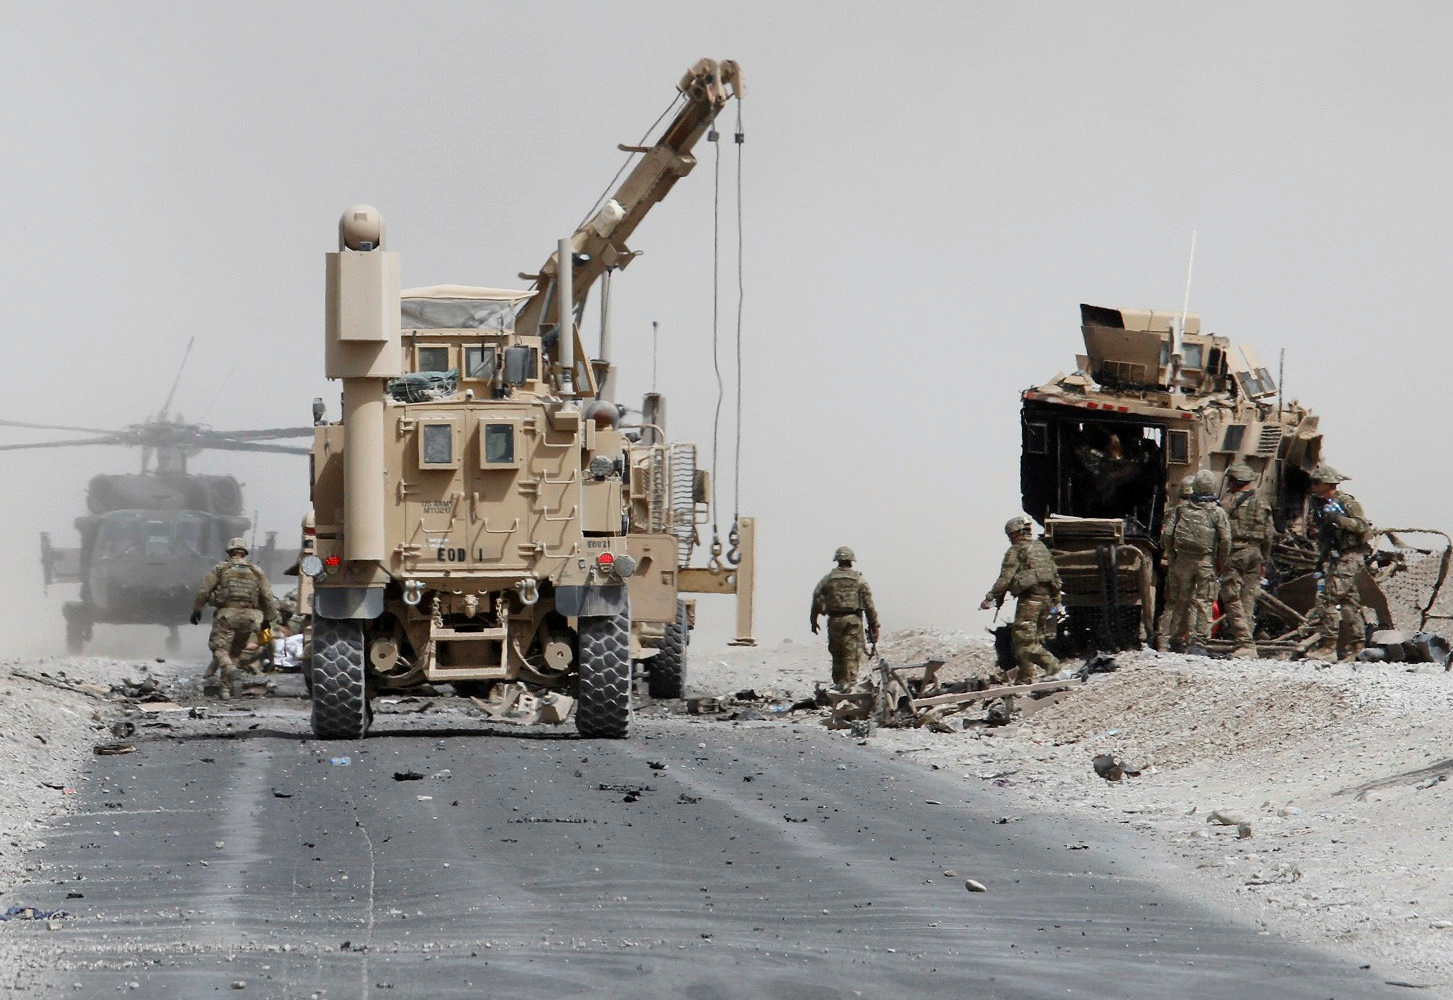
[514,58,743,341]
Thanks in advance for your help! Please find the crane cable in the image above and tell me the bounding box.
[707,119,724,570]
[576,93,685,232]
[727,98,746,566]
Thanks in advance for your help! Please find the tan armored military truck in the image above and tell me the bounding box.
[1020,303,1450,652]
[299,60,754,739]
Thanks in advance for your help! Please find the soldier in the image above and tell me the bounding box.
[979,515,1063,683]
[810,546,880,687]
[1156,469,1231,654]
[1305,466,1373,661]
[1218,462,1274,658]
[1153,476,1194,651]
[189,537,279,700]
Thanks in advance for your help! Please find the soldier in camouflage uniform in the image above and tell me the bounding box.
[1156,469,1231,654]
[810,547,880,687]
[189,537,279,699]
[1218,462,1274,658]
[980,516,1063,683]
[1305,466,1373,661]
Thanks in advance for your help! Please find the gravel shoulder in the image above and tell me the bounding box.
[3,632,1451,993]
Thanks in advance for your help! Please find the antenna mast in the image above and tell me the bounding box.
[1171,230,1196,388]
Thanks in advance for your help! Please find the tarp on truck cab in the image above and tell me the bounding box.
[401,285,536,332]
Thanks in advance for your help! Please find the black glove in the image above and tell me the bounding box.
[868,627,879,645]
[189,610,201,625]
[810,620,820,635]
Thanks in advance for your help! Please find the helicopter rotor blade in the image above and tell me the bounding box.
[199,441,312,455]
[199,427,315,441]
[0,418,121,435]
[0,435,127,452]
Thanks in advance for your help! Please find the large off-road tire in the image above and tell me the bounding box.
[648,600,689,700]
[576,608,632,739]
[310,616,369,739]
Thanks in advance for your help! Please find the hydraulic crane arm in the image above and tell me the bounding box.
[515,58,743,340]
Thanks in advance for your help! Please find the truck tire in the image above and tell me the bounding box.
[576,608,631,738]
[648,600,689,700]
[310,616,369,739]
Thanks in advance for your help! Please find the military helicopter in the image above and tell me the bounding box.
[0,345,309,654]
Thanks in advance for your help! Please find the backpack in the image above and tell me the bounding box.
[1172,502,1217,557]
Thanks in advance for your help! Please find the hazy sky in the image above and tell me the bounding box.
[2,2,1449,655]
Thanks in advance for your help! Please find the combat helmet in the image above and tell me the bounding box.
[1226,462,1255,483]
[1310,465,1347,484]
[1191,469,1218,497]
[226,537,249,555]
[833,546,855,563]
[1004,515,1033,537]
[1178,474,1195,498]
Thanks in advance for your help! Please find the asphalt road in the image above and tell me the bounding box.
[10,697,1412,998]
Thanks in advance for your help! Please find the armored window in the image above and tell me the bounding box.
[1024,421,1049,456]
[1221,424,1246,452]
[418,420,461,469]
[464,346,496,380]
[1181,343,1204,369]
[482,422,518,467]
[1168,429,1190,464]
[417,346,450,372]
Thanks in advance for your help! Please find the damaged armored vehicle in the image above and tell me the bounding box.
[1019,303,1451,654]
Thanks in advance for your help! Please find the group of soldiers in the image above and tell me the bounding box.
[811,462,1374,689]
[1154,463,1370,661]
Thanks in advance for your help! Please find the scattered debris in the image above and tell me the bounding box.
[964,879,987,892]
[272,788,292,799]
[328,756,351,766]
[1207,809,1250,827]
[647,761,668,770]
[393,771,424,782]
[1092,754,1140,781]
[0,906,70,921]
[1336,759,1453,801]
[110,721,136,739]
[677,793,701,805]
[1075,652,1119,680]
[92,743,136,756]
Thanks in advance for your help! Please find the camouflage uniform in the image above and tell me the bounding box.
[1308,487,1372,660]
[1218,467,1274,653]
[192,549,279,696]
[984,535,1063,682]
[1157,473,1231,650]
[810,554,880,686]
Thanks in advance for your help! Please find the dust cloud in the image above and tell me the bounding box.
[1,4,1450,657]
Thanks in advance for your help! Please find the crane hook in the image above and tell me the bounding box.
[708,534,725,575]
[726,522,742,566]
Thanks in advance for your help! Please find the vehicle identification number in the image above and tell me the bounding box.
[421,500,453,514]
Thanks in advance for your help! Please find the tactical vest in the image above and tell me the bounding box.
[1172,502,1218,557]
[1327,492,1373,553]
[1009,541,1059,596]
[819,570,865,614]
[214,561,264,609]
[1225,491,1265,548]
